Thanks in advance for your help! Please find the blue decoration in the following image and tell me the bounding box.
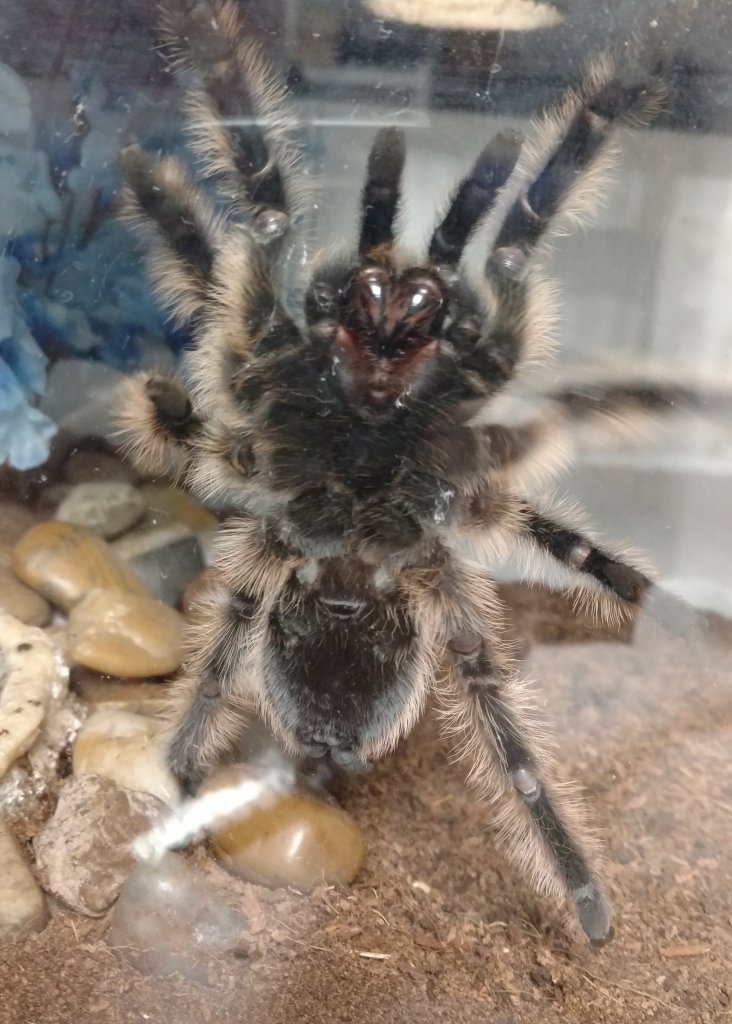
[0,59,185,469]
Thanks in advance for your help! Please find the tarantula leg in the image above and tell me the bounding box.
[428,130,523,267]
[488,61,664,279]
[120,146,224,324]
[444,634,610,941]
[115,372,200,479]
[160,0,305,244]
[167,588,260,792]
[359,127,406,257]
[523,507,651,606]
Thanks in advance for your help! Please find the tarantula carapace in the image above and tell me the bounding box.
[117,0,685,941]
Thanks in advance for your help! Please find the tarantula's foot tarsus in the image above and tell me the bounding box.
[448,632,482,656]
[572,882,613,943]
[253,208,290,243]
[145,375,199,440]
[511,765,539,798]
[490,245,529,282]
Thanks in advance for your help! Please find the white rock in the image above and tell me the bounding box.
[34,774,164,916]
[0,819,48,942]
[56,482,146,540]
[73,709,179,806]
[107,853,245,980]
[0,613,61,780]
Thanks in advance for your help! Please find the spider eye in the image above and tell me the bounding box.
[231,441,255,477]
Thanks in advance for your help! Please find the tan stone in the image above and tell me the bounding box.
[56,481,146,539]
[73,709,179,805]
[12,521,149,611]
[204,766,366,890]
[67,588,185,677]
[0,819,49,941]
[140,484,218,532]
[0,546,50,626]
[71,667,169,716]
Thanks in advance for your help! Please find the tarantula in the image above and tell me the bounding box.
[117,0,687,942]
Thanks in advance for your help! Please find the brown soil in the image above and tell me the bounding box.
[1,584,731,1024]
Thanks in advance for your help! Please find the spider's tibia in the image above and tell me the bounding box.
[359,127,406,257]
[488,57,663,277]
[162,0,306,235]
[119,146,223,322]
[120,146,215,277]
[429,129,523,267]
[166,584,262,789]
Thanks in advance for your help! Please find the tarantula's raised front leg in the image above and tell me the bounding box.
[160,0,307,245]
[116,372,201,480]
[359,127,406,258]
[120,146,224,326]
[413,561,609,939]
[428,130,523,268]
[460,57,665,393]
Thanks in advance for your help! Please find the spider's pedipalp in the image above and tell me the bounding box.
[160,0,307,245]
[119,145,224,324]
[359,127,406,258]
[425,563,608,940]
[428,129,523,268]
[114,372,200,480]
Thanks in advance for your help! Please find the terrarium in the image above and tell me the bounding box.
[0,2,730,1022]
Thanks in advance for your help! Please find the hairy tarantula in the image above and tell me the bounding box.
[117,1,690,942]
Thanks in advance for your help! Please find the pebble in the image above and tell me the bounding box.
[0,500,42,546]
[12,521,149,611]
[181,566,221,616]
[56,481,146,539]
[73,709,179,805]
[203,765,366,890]
[0,546,50,626]
[70,667,167,716]
[66,588,185,677]
[114,525,204,607]
[33,774,164,916]
[139,483,218,532]
[63,447,140,486]
[108,853,245,981]
[0,819,49,942]
[0,613,59,780]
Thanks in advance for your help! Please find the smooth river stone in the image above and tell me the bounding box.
[0,819,49,942]
[139,483,218,532]
[73,709,179,805]
[203,765,366,890]
[70,667,168,716]
[56,481,146,539]
[67,588,185,677]
[12,521,149,611]
[33,774,165,916]
[114,525,204,607]
[0,546,50,626]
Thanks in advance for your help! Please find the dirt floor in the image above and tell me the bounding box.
[1,584,731,1024]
